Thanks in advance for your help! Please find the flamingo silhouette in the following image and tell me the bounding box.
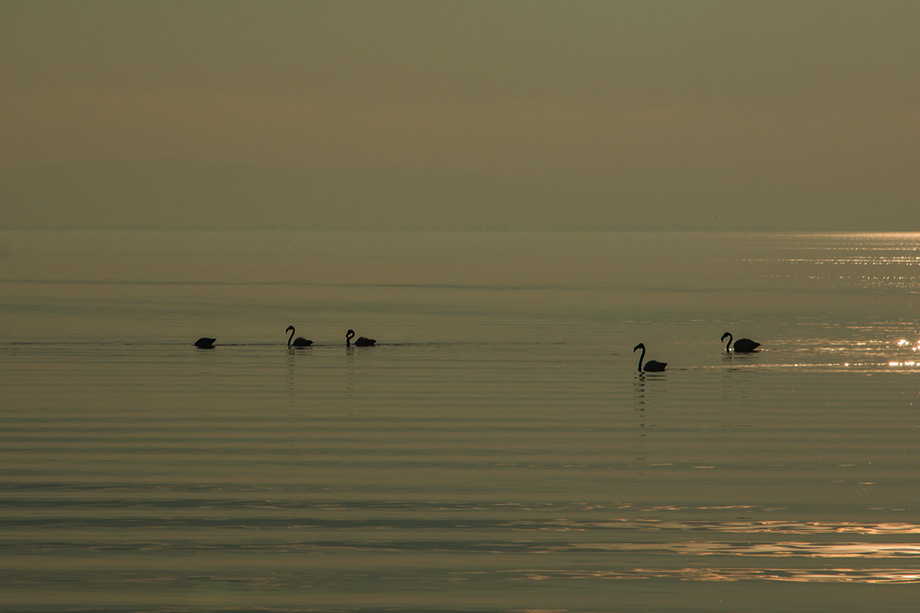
[634,343,666,372]
[286,326,312,347]
[346,329,376,347]
[721,332,760,353]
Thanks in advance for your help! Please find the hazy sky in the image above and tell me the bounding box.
[2,1,919,230]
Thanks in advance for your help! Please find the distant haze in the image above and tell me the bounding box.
[2,1,919,231]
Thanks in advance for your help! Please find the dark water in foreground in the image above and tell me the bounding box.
[2,231,920,611]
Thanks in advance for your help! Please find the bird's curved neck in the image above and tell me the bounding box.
[288,328,295,347]
[724,333,733,351]
[637,347,646,372]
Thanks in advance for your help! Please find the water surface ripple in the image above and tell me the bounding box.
[2,231,920,612]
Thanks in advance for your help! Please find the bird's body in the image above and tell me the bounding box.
[721,332,760,353]
[346,329,376,347]
[634,343,666,372]
[194,337,216,349]
[286,325,312,347]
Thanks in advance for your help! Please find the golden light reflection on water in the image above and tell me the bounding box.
[530,518,920,536]
[496,511,920,585]
[503,567,920,584]
[551,541,920,558]
[890,338,920,367]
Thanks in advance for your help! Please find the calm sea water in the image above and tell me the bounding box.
[2,231,920,612]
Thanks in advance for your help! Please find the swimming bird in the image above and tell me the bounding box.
[634,343,667,372]
[721,332,760,353]
[346,329,376,347]
[286,325,313,347]
[194,337,216,349]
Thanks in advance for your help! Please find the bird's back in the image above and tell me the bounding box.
[734,338,760,353]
